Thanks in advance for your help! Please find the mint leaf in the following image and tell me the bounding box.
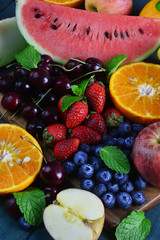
[155,1,160,12]
[71,85,83,96]
[105,54,127,83]
[99,146,130,173]
[13,187,46,226]
[115,211,151,240]
[15,45,41,69]
[79,75,95,94]
[61,95,83,111]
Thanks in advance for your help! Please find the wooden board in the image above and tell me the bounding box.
[0,92,160,231]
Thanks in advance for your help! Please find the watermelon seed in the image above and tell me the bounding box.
[34,8,38,11]
[51,24,58,30]
[35,14,42,18]
[105,32,110,39]
[139,28,144,34]
[114,30,118,38]
[125,31,129,37]
[120,32,124,39]
[72,24,77,32]
[67,23,71,28]
[54,18,58,23]
[87,27,91,35]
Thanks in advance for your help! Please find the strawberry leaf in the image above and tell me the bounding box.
[99,146,130,173]
[61,95,83,111]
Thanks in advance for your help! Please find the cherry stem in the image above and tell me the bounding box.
[35,88,52,109]
[71,69,105,83]
[0,109,7,120]
[10,106,22,119]
[20,135,48,164]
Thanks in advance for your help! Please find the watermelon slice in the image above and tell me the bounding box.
[16,0,160,64]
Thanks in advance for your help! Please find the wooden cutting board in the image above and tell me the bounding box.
[0,92,160,230]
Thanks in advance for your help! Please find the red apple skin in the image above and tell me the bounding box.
[132,122,160,187]
[85,0,133,15]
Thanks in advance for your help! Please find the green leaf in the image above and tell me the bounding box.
[13,187,46,226]
[155,1,160,12]
[99,146,130,173]
[15,45,41,69]
[105,54,127,83]
[71,85,83,96]
[61,95,83,111]
[115,211,151,240]
[78,75,95,94]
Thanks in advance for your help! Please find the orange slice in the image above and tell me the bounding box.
[139,0,160,18]
[0,124,43,194]
[109,62,160,125]
[43,0,84,7]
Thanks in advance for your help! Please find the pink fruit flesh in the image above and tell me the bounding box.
[132,122,160,187]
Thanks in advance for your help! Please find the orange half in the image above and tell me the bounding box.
[43,0,84,7]
[109,62,160,125]
[0,124,43,194]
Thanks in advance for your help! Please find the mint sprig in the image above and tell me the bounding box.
[115,211,151,240]
[13,187,46,226]
[105,54,127,83]
[15,45,41,69]
[155,1,160,12]
[99,146,130,174]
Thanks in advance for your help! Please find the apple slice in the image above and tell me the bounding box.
[43,188,105,240]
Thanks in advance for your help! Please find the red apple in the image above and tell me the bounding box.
[132,122,160,187]
[85,0,133,15]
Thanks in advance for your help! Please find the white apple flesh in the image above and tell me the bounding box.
[43,188,105,240]
[132,122,160,187]
[85,0,133,15]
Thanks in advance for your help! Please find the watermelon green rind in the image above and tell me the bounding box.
[0,17,28,67]
[16,0,160,64]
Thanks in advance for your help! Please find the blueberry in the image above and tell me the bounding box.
[134,176,147,191]
[92,183,107,197]
[120,180,134,193]
[108,128,119,138]
[89,155,104,171]
[96,168,112,184]
[118,122,132,137]
[62,161,76,176]
[102,134,109,142]
[80,178,95,191]
[18,216,32,231]
[101,192,116,208]
[73,151,88,166]
[116,192,132,209]
[114,172,129,185]
[132,191,146,206]
[132,123,145,134]
[93,144,104,157]
[77,163,94,179]
[107,182,119,193]
[102,135,118,146]
[122,149,131,159]
[116,137,125,148]
[79,143,90,154]
[124,136,135,149]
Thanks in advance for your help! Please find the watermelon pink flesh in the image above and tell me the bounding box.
[16,0,160,64]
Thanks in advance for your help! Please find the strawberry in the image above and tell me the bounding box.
[58,96,68,122]
[53,138,80,161]
[103,108,124,127]
[43,124,67,146]
[66,101,88,129]
[71,125,102,145]
[84,112,107,136]
[85,82,106,113]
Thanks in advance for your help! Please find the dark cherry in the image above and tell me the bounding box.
[0,75,16,93]
[29,68,51,89]
[53,75,71,96]
[20,102,40,120]
[14,79,33,100]
[40,161,65,186]
[26,118,45,139]
[52,65,65,77]
[43,185,59,205]
[84,57,104,72]
[14,66,30,80]
[41,54,53,64]
[41,105,61,126]
[1,92,21,112]
[65,59,83,79]
[36,90,57,108]
[37,61,52,74]
[4,194,22,219]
